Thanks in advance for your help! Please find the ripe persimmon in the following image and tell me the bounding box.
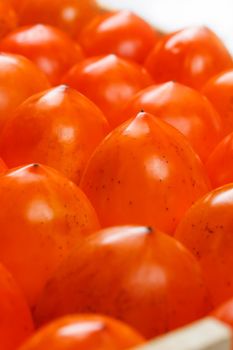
[19,314,144,350]
[145,26,233,90]
[80,112,210,234]
[0,85,109,184]
[62,55,153,128]
[35,226,210,338]
[0,163,99,308]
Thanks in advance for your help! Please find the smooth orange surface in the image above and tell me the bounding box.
[212,299,233,329]
[79,10,160,64]
[0,0,17,39]
[175,184,233,306]
[35,226,210,338]
[0,24,84,85]
[0,53,50,132]
[0,85,109,184]
[18,0,102,38]
[145,26,233,90]
[0,263,34,350]
[202,69,233,137]
[80,112,210,235]
[0,157,7,173]
[0,164,99,308]
[62,55,153,128]
[206,132,233,188]
[19,314,144,350]
[123,82,222,162]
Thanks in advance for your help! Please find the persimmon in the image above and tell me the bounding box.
[19,314,144,350]
[80,112,210,235]
[62,54,153,128]
[0,53,50,131]
[18,0,103,38]
[0,24,84,85]
[0,85,109,184]
[145,26,233,90]
[175,183,233,306]
[0,263,34,350]
[123,82,222,162]
[0,163,99,308]
[202,69,233,137]
[206,132,233,188]
[35,226,210,338]
[79,10,160,64]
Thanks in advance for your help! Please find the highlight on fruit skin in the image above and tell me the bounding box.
[34,225,211,339]
[18,314,145,350]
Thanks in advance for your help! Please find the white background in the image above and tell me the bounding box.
[99,0,233,52]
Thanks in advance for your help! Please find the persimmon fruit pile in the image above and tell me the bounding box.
[0,1,233,349]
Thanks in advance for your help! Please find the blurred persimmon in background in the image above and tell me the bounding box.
[17,0,104,38]
[0,24,84,85]
[145,26,233,90]
[79,10,161,64]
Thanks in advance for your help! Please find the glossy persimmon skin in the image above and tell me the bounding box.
[123,82,222,162]
[0,164,99,308]
[0,85,109,184]
[202,69,233,137]
[18,0,102,38]
[79,10,160,64]
[0,24,84,85]
[206,132,233,188]
[0,263,34,350]
[0,157,7,173]
[80,112,210,235]
[0,53,50,131]
[35,226,210,338]
[145,26,233,90]
[19,314,144,350]
[62,55,154,128]
[0,0,17,39]
[175,184,233,306]
[212,299,233,329]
